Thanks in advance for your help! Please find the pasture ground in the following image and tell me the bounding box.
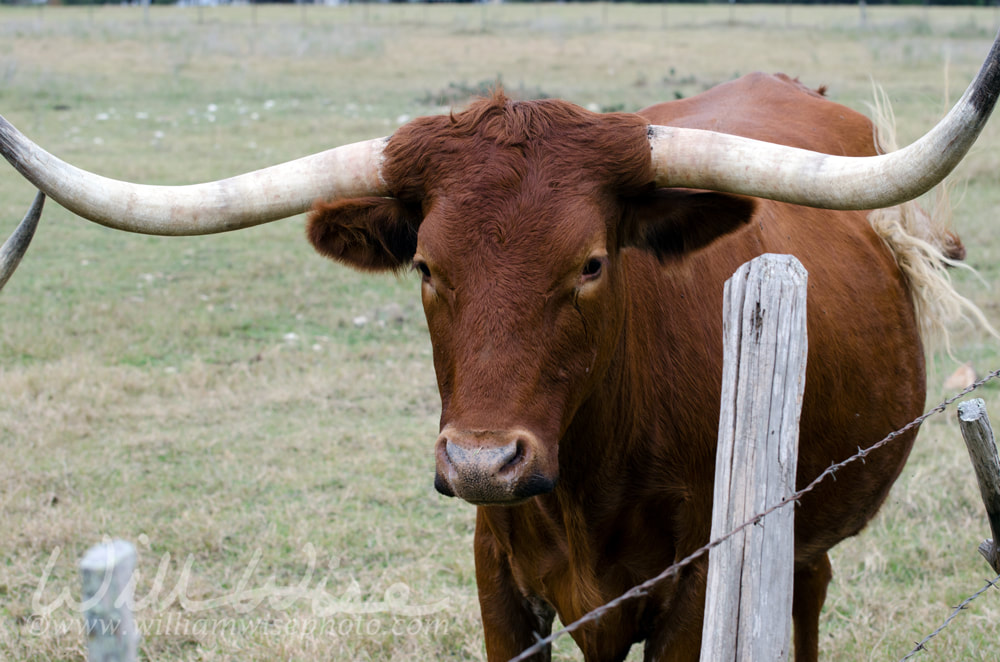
[1,3,1000,660]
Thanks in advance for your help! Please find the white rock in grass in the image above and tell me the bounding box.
[378,303,406,325]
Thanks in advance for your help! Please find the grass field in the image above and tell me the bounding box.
[1,3,1000,660]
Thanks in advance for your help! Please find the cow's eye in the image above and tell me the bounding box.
[581,257,605,282]
[414,260,431,280]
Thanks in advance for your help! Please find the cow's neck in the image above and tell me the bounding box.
[476,253,718,623]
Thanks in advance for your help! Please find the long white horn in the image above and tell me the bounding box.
[0,115,389,236]
[0,191,44,292]
[650,30,1000,210]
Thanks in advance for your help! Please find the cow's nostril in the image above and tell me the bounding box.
[501,439,526,471]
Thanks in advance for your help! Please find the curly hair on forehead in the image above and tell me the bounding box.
[446,90,597,147]
[384,91,654,200]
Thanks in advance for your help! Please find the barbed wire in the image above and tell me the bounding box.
[899,573,1000,661]
[510,367,1000,662]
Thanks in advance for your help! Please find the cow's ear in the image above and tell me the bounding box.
[307,197,421,272]
[621,189,757,260]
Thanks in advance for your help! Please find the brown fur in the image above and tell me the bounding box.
[307,76,928,661]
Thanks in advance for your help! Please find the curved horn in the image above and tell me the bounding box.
[0,191,44,292]
[650,30,1000,210]
[0,115,389,236]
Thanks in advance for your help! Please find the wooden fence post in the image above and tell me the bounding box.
[80,539,139,662]
[957,399,1000,573]
[700,254,808,662]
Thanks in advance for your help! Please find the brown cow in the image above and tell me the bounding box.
[309,77,935,661]
[2,36,1000,662]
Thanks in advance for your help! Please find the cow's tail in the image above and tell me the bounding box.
[867,84,998,355]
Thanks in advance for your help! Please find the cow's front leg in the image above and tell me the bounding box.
[474,512,555,661]
[642,559,708,662]
[792,553,832,662]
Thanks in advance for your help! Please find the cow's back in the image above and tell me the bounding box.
[639,72,878,157]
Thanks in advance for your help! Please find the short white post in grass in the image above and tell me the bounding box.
[958,399,1000,573]
[80,539,139,662]
[700,254,808,662]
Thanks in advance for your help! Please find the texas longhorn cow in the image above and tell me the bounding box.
[3,32,1000,662]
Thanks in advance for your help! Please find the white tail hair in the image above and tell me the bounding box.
[867,84,997,355]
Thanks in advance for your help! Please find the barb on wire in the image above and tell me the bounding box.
[899,573,1000,661]
[509,368,1000,662]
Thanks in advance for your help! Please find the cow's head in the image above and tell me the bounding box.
[3,37,998,502]
[307,95,754,504]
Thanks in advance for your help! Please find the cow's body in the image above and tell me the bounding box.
[309,73,926,661]
[469,75,925,661]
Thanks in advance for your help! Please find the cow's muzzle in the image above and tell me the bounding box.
[433,427,555,505]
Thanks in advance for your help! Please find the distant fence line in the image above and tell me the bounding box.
[4,1,1000,35]
[7,1,1000,8]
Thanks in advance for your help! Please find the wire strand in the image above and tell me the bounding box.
[509,367,1000,662]
[899,574,1000,661]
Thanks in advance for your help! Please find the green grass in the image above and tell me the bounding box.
[1,4,1000,660]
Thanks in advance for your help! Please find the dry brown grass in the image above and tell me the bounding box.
[1,4,1000,661]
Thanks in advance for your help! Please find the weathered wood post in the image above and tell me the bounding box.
[80,539,139,662]
[700,254,808,662]
[957,399,1000,573]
